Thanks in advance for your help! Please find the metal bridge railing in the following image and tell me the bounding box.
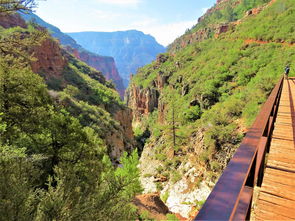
[195,76,284,221]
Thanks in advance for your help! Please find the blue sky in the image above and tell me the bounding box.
[35,0,216,46]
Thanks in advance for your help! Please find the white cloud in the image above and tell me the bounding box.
[91,10,122,20]
[95,0,141,6]
[128,17,158,28]
[126,19,198,46]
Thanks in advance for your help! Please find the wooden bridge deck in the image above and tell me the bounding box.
[255,78,295,220]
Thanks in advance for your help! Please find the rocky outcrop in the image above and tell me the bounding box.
[169,23,230,52]
[134,194,170,220]
[138,137,212,219]
[0,13,27,28]
[108,108,135,159]
[125,53,172,122]
[31,38,68,78]
[126,86,159,122]
[216,0,231,4]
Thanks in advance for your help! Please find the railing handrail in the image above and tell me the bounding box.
[195,76,284,220]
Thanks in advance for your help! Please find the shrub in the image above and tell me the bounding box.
[161,191,169,203]
[166,213,179,221]
[171,171,182,184]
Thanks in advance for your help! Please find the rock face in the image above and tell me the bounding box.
[108,108,135,159]
[67,30,166,87]
[125,86,159,122]
[138,139,212,219]
[33,39,134,159]
[134,194,170,220]
[125,53,172,122]
[20,12,125,98]
[0,13,27,28]
[169,23,230,52]
[31,38,67,78]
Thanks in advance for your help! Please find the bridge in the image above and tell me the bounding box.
[195,77,295,220]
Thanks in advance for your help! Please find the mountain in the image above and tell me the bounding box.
[20,12,125,97]
[67,30,166,87]
[126,0,295,218]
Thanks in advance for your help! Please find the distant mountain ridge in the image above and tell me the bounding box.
[20,12,125,97]
[67,30,166,87]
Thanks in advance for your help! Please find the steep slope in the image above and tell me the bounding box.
[168,0,272,53]
[67,30,166,87]
[0,13,134,160]
[20,12,125,97]
[126,0,295,217]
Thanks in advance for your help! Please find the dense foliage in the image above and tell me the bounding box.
[130,0,295,182]
[0,13,142,221]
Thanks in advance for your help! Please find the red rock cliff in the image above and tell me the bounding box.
[0,13,27,28]
[125,55,170,123]
[31,38,68,79]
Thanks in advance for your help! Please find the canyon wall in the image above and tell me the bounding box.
[21,12,125,98]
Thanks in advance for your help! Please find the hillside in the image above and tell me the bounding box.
[68,30,166,87]
[126,0,295,217]
[20,12,126,97]
[0,11,142,220]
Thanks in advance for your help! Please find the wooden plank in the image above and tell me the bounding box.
[267,161,295,172]
[266,167,295,180]
[259,191,295,209]
[256,200,295,219]
[255,208,291,220]
[267,158,295,171]
[269,148,295,156]
[262,173,295,188]
[254,78,295,219]
[270,140,295,147]
[268,154,295,164]
[270,138,295,147]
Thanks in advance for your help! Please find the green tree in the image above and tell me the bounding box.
[36,149,142,221]
[0,119,42,221]
[0,59,51,150]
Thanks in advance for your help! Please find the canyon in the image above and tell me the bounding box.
[21,12,125,97]
[1,0,293,219]
[68,30,166,87]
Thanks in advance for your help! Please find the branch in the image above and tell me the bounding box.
[0,0,38,13]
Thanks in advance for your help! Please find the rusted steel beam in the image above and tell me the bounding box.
[195,77,283,220]
[255,137,268,187]
[232,186,253,220]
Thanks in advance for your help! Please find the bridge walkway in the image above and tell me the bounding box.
[255,78,295,220]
